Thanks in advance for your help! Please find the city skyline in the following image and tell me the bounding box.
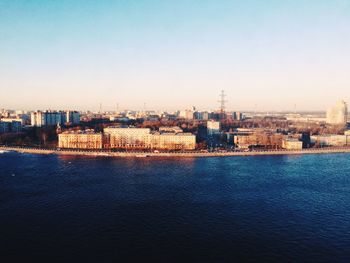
[1,0,350,111]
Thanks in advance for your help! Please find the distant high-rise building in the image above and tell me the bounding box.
[207,120,220,136]
[202,111,209,120]
[31,110,80,127]
[236,112,243,121]
[326,100,348,125]
[193,111,210,120]
[179,109,194,120]
[193,111,201,120]
[66,111,80,124]
[0,119,22,133]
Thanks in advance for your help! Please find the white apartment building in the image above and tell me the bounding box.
[207,120,220,136]
[179,109,194,120]
[326,100,348,125]
[31,110,80,127]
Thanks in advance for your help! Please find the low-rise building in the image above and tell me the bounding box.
[282,138,303,150]
[311,135,349,147]
[159,126,183,134]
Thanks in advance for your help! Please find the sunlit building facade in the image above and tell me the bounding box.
[104,127,151,148]
[104,127,196,150]
[326,100,348,125]
[31,110,80,127]
[282,138,303,150]
[58,130,103,149]
[207,120,220,136]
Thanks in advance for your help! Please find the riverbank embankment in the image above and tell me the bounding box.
[2,146,350,158]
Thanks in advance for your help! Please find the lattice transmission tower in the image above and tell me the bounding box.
[218,90,227,114]
[217,90,227,120]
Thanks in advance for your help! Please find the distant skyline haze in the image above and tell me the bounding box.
[1,0,350,111]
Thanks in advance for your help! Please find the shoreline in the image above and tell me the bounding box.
[2,145,350,158]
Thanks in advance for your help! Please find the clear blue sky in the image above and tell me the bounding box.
[1,0,349,111]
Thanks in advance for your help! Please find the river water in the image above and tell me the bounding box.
[1,152,350,262]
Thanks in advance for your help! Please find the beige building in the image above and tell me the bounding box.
[104,126,196,150]
[58,130,103,149]
[234,132,284,149]
[282,138,303,150]
[159,126,183,133]
[311,135,349,147]
[104,127,151,148]
[151,133,196,150]
[179,109,194,120]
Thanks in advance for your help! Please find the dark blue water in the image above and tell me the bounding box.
[1,152,350,262]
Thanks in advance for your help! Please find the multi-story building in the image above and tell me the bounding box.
[31,110,80,127]
[234,131,284,149]
[282,138,303,150]
[179,109,194,120]
[151,132,196,150]
[104,127,151,148]
[104,127,196,150]
[202,111,209,120]
[207,120,220,136]
[57,126,196,150]
[1,117,26,125]
[311,135,349,147]
[234,134,256,149]
[0,122,6,133]
[326,100,348,125]
[58,130,103,149]
[236,112,243,121]
[0,119,22,133]
[31,111,61,127]
[65,111,81,124]
[193,111,209,120]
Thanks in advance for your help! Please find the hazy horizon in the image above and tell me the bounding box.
[1,0,350,111]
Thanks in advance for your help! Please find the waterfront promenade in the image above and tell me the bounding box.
[2,145,350,158]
